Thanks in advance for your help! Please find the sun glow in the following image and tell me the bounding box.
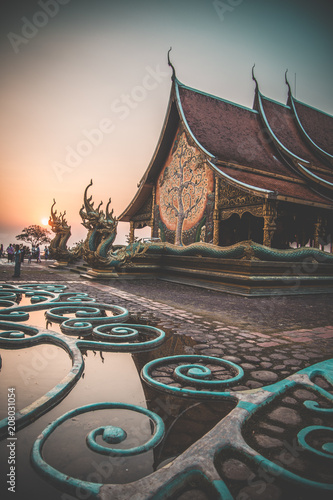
[41,217,49,226]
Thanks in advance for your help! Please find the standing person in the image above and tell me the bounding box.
[36,245,41,263]
[0,243,3,258]
[7,244,14,263]
[20,245,25,263]
[13,245,21,278]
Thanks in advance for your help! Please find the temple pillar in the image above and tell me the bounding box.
[213,209,220,245]
[213,175,220,246]
[129,221,135,244]
[150,186,156,238]
[314,215,322,249]
[263,201,277,247]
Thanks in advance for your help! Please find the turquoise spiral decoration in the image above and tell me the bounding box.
[141,355,244,398]
[304,400,333,413]
[297,425,333,460]
[92,323,166,349]
[31,402,165,494]
[85,403,165,456]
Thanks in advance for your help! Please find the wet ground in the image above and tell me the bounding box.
[1,258,332,332]
[1,258,333,499]
[2,258,333,387]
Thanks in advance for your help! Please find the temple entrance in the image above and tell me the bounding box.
[219,212,263,247]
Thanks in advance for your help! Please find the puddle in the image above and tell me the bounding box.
[0,289,235,498]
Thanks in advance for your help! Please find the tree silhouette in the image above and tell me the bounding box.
[16,225,51,248]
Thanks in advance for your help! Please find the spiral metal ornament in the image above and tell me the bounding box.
[31,402,165,494]
[304,400,333,413]
[0,322,39,341]
[297,426,333,460]
[141,355,244,398]
[92,323,166,350]
[43,303,129,337]
[85,403,165,456]
[0,330,25,338]
[0,310,30,321]
[0,291,17,301]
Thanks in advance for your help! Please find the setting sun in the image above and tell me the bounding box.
[41,217,49,226]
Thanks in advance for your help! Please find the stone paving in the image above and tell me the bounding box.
[1,258,333,393]
[1,258,333,499]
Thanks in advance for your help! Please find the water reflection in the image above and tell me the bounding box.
[0,289,236,497]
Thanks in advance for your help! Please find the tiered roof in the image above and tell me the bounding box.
[119,67,333,222]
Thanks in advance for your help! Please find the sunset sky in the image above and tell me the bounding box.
[0,0,332,247]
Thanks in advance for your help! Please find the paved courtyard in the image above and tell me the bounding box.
[2,259,333,377]
[1,258,332,499]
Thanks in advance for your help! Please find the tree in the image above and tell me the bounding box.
[16,225,51,248]
[159,132,207,245]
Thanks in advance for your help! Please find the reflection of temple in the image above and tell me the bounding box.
[119,63,333,251]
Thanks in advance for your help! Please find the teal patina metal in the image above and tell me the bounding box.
[1,283,333,499]
[79,180,148,271]
[297,426,333,460]
[142,355,244,399]
[31,402,165,495]
[0,283,167,440]
[93,323,165,348]
[125,240,333,263]
[48,199,82,264]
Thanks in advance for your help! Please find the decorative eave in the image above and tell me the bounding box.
[213,161,333,209]
[119,63,333,223]
[285,71,333,167]
[296,162,333,190]
[208,160,276,199]
[254,75,333,195]
[173,78,217,162]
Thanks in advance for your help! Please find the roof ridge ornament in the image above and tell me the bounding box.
[252,64,259,93]
[167,47,176,81]
[285,69,292,98]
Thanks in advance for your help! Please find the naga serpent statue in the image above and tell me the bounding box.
[139,239,333,262]
[79,180,147,269]
[78,180,333,271]
[48,199,82,263]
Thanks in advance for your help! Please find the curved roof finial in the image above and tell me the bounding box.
[167,47,176,81]
[252,64,259,92]
[285,69,292,97]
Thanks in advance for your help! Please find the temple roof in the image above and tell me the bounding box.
[119,73,333,222]
[290,98,333,158]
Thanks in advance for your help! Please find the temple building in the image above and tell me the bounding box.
[119,61,333,252]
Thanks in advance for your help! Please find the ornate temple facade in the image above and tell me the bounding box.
[119,64,333,251]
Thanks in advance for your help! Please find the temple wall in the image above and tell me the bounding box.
[154,127,214,245]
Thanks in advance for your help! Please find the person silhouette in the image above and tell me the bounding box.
[13,244,21,278]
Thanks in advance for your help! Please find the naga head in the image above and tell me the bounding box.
[80,179,118,232]
[49,199,71,234]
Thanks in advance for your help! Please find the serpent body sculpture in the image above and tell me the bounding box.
[126,239,333,264]
[48,200,82,262]
[78,181,333,270]
[82,239,333,270]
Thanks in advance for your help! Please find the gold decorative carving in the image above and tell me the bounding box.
[151,186,156,225]
[156,128,214,245]
[129,221,134,244]
[218,179,263,209]
[314,215,322,249]
[220,205,264,221]
[263,200,277,247]
[132,194,153,224]
[213,209,220,245]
